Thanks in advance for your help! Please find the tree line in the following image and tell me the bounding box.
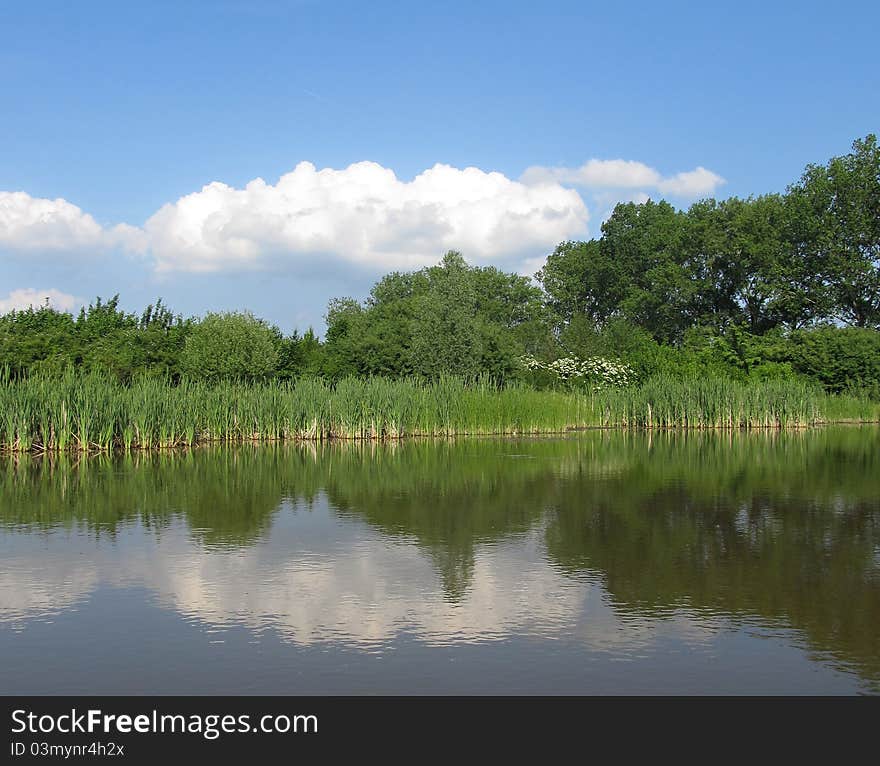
[1,135,878,395]
[540,134,879,339]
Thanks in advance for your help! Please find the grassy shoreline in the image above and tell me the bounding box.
[1,373,878,453]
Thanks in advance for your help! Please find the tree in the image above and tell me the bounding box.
[536,239,624,327]
[407,252,486,378]
[323,295,415,377]
[685,195,825,332]
[0,303,76,376]
[277,328,326,378]
[600,200,695,343]
[133,298,193,379]
[537,204,699,347]
[181,311,279,380]
[323,251,544,380]
[792,134,880,328]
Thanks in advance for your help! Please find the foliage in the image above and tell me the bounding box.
[537,239,621,326]
[0,296,192,380]
[277,328,326,379]
[181,311,279,380]
[763,326,880,395]
[323,251,544,381]
[791,134,880,328]
[538,135,879,340]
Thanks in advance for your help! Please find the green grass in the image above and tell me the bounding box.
[0,371,877,452]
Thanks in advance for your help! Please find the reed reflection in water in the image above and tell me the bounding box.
[1,428,878,694]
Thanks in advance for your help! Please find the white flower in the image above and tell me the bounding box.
[519,354,635,390]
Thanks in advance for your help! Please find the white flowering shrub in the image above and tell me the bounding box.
[520,354,635,391]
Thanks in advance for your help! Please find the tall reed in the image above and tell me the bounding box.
[0,371,876,453]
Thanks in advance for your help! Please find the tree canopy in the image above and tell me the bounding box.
[323,251,546,380]
[180,311,279,380]
[538,135,879,339]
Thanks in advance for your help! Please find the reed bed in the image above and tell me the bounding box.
[0,371,876,453]
[587,375,867,429]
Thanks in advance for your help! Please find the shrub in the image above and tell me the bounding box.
[521,354,636,391]
[779,328,880,394]
[181,312,279,381]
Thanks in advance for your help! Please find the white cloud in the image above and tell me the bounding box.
[521,158,725,199]
[144,161,589,273]
[522,159,661,188]
[0,191,146,253]
[657,166,726,197]
[0,288,80,313]
[0,155,724,279]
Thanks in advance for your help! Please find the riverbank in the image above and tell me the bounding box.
[1,373,878,452]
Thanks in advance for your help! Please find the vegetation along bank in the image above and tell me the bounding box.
[1,136,878,450]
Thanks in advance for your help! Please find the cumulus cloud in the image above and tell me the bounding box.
[0,191,146,253]
[0,288,80,313]
[144,161,589,273]
[0,155,724,278]
[521,158,725,199]
[656,167,726,197]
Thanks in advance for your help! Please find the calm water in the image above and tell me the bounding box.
[1,428,879,695]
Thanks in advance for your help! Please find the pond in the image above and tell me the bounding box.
[1,427,879,694]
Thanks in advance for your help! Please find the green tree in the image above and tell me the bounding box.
[408,252,487,378]
[685,195,825,332]
[760,326,880,394]
[133,298,193,379]
[277,328,326,378]
[600,200,695,343]
[792,134,880,328]
[0,303,76,376]
[536,239,624,327]
[181,311,279,380]
[323,251,544,380]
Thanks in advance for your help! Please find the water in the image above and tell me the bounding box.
[1,428,878,694]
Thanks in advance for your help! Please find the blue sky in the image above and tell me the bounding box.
[1,0,877,332]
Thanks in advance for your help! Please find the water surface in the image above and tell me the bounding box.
[2,428,879,694]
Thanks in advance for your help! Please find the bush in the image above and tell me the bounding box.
[776,327,880,394]
[683,325,880,396]
[520,354,635,391]
[181,312,279,380]
[560,317,739,382]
